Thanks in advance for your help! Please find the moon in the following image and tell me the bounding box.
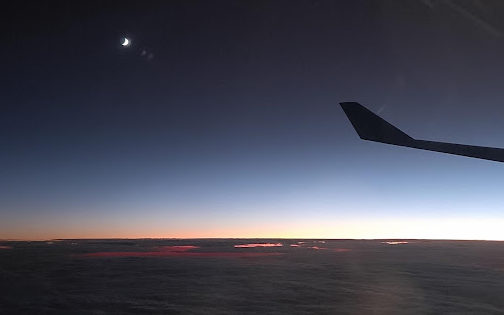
[121,37,130,47]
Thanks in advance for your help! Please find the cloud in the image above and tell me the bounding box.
[382,241,409,245]
[306,246,326,250]
[234,243,283,248]
[77,244,284,259]
[158,245,199,252]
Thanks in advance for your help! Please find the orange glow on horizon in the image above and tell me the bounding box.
[4,217,504,241]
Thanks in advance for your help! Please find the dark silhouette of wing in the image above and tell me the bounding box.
[340,102,504,163]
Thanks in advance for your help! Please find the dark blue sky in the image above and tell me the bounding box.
[2,1,504,239]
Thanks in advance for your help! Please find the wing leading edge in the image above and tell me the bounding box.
[340,102,504,163]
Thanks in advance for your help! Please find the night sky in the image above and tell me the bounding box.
[3,1,504,240]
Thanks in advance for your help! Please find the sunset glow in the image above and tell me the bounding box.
[5,217,504,240]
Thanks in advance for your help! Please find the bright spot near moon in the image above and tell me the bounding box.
[121,37,130,47]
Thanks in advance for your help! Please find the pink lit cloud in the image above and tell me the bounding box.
[234,243,283,248]
[288,243,351,252]
[306,246,326,250]
[79,251,284,258]
[158,245,199,252]
[77,244,284,259]
[382,241,409,245]
[330,248,351,252]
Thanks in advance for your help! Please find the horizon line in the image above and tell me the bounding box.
[2,237,504,242]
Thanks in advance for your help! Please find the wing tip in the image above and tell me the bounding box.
[339,101,414,144]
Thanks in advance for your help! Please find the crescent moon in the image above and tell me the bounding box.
[121,38,130,46]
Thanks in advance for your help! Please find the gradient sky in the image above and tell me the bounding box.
[3,0,504,240]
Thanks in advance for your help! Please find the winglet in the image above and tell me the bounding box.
[340,102,414,146]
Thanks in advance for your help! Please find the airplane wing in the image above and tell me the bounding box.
[340,102,504,163]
